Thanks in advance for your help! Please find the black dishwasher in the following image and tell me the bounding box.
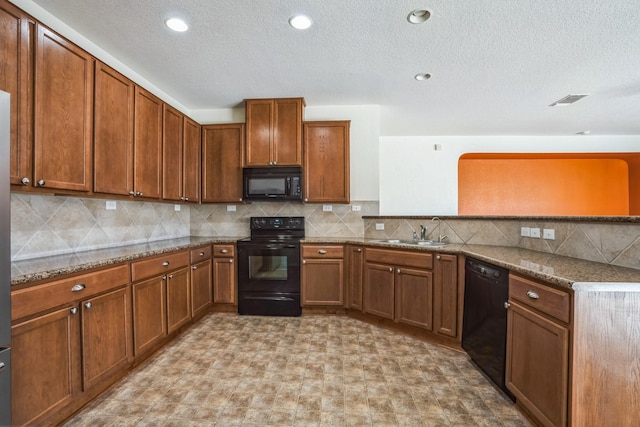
[462,257,514,400]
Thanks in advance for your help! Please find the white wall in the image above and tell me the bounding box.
[379,135,640,215]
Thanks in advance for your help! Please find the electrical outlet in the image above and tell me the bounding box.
[227,205,236,212]
[530,227,541,238]
[543,229,555,240]
[323,205,333,212]
[520,227,530,237]
[174,204,181,211]
[376,223,385,231]
[351,205,361,211]
[106,200,116,210]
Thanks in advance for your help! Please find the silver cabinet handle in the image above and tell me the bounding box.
[84,302,92,309]
[526,290,539,299]
[70,307,78,315]
[220,249,228,254]
[199,252,205,256]
[162,261,170,266]
[318,249,327,254]
[21,177,30,185]
[504,302,511,309]
[71,284,86,292]
[192,265,198,270]
[436,255,441,260]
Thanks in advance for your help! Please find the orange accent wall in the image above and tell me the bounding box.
[458,154,632,216]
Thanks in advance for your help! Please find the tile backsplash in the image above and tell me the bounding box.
[364,218,640,271]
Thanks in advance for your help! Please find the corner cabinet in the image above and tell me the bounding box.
[347,245,364,310]
[1,0,34,188]
[202,124,244,203]
[301,244,345,306]
[33,23,94,192]
[303,121,350,203]
[245,98,305,166]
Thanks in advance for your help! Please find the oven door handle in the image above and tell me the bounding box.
[243,296,296,302]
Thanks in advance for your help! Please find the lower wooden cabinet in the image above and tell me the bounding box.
[10,264,131,426]
[363,262,396,319]
[395,267,433,329]
[166,267,191,333]
[301,245,344,306]
[132,275,167,356]
[190,253,213,317]
[347,245,364,310]
[506,275,570,427]
[433,253,459,338]
[213,244,236,304]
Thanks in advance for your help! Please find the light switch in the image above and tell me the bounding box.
[376,223,385,230]
[543,229,555,240]
[106,200,116,210]
[323,205,333,212]
[520,227,530,237]
[174,204,181,211]
[351,205,361,211]
[227,205,237,212]
[530,227,541,238]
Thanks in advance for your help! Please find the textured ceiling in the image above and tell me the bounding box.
[29,0,640,136]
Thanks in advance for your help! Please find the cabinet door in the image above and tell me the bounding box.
[201,124,244,202]
[11,306,80,426]
[244,99,273,166]
[301,258,344,306]
[34,24,94,191]
[213,257,236,304]
[166,267,191,333]
[1,0,34,186]
[303,121,350,203]
[162,104,183,201]
[191,259,212,317]
[506,301,569,427]
[395,267,433,330]
[81,286,132,391]
[93,62,134,195]
[133,86,163,199]
[433,254,459,338]
[132,275,166,356]
[347,246,364,311]
[363,263,395,320]
[273,98,303,166]
[182,116,201,203]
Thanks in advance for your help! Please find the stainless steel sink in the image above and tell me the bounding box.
[373,239,447,247]
[416,241,447,247]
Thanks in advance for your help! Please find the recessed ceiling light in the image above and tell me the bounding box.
[415,73,431,81]
[289,15,312,30]
[165,17,189,32]
[549,94,589,107]
[407,9,431,24]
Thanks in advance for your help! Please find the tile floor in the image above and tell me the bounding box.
[62,314,532,427]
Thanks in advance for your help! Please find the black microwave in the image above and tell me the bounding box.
[243,167,303,201]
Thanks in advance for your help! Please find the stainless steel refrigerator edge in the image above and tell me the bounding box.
[0,90,12,425]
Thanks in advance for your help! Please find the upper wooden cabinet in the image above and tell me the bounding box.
[245,98,304,167]
[34,23,94,192]
[182,116,201,203]
[162,104,184,201]
[202,123,244,203]
[303,120,350,203]
[1,0,34,187]
[133,86,163,199]
[93,62,135,195]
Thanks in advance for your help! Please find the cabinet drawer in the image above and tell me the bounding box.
[12,264,129,321]
[131,251,189,282]
[213,244,235,257]
[509,275,570,323]
[302,245,344,258]
[190,245,212,262]
[366,248,433,269]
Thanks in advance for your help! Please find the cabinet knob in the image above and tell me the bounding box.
[70,307,78,315]
[162,261,170,266]
[436,255,441,260]
[162,275,167,280]
[356,248,362,252]
[168,274,173,279]
[220,249,228,254]
[192,265,198,270]
[504,302,511,309]
[303,260,306,264]
[397,268,401,273]
[199,252,205,256]
[71,284,86,292]
[229,259,233,263]
[21,177,30,185]
[37,179,45,186]
[388,267,393,272]
[239,198,243,202]
[84,302,92,309]
[318,249,327,254]
[304,198,309,202]
[526,290,539,300]
[185,197,189,201]
[129,191,135,195]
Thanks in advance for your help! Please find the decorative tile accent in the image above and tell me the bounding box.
[62,314,531,427]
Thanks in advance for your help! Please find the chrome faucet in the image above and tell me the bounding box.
[431,217,447,243]
[419,225,427,241]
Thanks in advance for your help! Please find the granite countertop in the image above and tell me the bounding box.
[11,236,244,286]
[11,236,640,290]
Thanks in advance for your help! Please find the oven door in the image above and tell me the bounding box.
[237,242,300,294]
